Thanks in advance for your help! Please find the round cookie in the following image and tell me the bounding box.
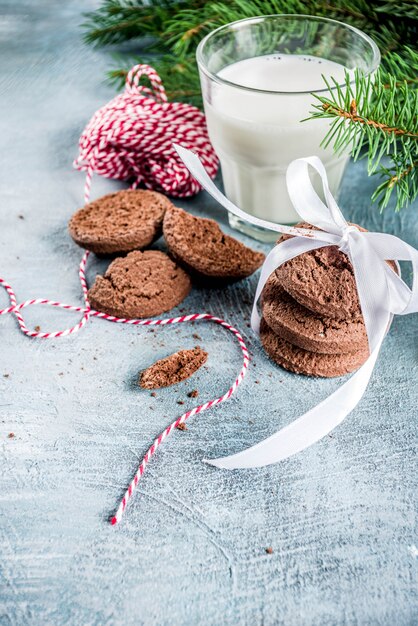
[262,271,368,354]
[69,189,172,255]
[260,318,369,378]
[275,221,366,320]
[88,250,191,318]
[163,205,265,282]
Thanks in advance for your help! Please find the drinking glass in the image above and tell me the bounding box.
[196,15,380,241]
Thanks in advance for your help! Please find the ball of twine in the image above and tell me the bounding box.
[74,64,218,201]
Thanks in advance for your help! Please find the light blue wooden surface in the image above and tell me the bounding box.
[0,2,417,625]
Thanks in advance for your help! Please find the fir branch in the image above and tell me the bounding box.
[310,70,418,209]
[372,159,418,210]
[321,101,418,140]
[375,0,418,19]
[380,46,418,85]
[83,0,206,48]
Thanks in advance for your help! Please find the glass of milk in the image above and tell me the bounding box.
[197,15,380,241]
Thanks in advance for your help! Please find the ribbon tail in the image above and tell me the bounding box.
[173,144,285,233]
[362,232,418,314]
[203,338,383,469]
[173,144,333,238]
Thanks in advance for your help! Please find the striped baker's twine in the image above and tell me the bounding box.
[109,315,249,525]
[0,251,250,524]
[0,253,91,338]
[73,64,218,203]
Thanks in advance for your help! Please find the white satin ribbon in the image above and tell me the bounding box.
[174,144,418,469]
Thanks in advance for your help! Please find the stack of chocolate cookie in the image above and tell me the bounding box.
[260,222,370,378]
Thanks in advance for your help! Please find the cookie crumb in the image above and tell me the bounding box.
[192,333,201,341]
[176,423,187,431]
[34,325,41,332]
[265,547,273,555]
[150,391,157,397]
[255,380,260,384]
[177,400,184,405]
[7,432,15,439]
[188,390,198,398]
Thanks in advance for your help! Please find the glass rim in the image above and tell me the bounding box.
[196,14,381,95]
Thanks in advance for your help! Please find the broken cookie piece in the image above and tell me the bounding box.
[163,205,265,282]
[139,347,208,389]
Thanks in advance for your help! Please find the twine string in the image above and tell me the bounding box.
[0,250,250,523]
[73,64,218,204]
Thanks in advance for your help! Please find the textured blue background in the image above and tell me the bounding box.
[0,2,417,625]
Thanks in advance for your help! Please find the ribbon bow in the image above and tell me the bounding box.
[174,145,418,470]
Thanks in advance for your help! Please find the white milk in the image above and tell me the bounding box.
[203,54,352,229]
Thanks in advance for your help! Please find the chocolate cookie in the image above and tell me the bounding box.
[163,206,265,282]
[260,318,369,378]
[275,222,366,320]
[88,250,191,318]
[262,272,368,354]
[139,347,208,389]
[69,189,172,255]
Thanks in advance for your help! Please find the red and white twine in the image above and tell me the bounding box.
[73,64,218,204]
[0,252,250,524]
[1,64,249,524]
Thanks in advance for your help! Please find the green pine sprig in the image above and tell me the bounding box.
[310,63,418,209]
